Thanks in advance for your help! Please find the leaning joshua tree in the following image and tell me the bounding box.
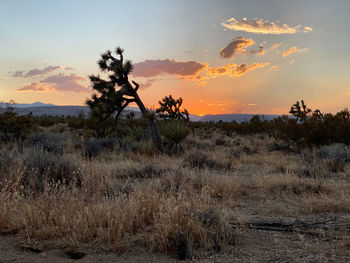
[86,46,162,150]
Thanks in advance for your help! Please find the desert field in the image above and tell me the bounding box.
[1,124,349,262]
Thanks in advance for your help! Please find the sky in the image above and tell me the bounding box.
[0,0,349,116]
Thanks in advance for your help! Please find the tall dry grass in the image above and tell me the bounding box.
[0,130,349,256]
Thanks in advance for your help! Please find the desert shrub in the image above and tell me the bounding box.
[215,136,233,147]
[0,147,16,178]
[120,162,172,179]
[136,139,157,156]
[21,147,82,191]
[267,141,289,152]
[115,124,144,141]
[185,151,230,170]
[316,143,349,161]
[131,126,144,141]
[33,115,66,127]
[271,105,350,149]
[47,123,69,133]
[79,137,116,159]
[316,143,349,172]
[0,109,34,141]
[230,145,256,158]
[85,117,116,137]
[185,138,213,151]
[27,132,69,154]
[299,149,329,188]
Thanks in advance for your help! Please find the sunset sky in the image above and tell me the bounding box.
[1,0,349,115]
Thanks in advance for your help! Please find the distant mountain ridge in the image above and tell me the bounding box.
[1,102,282,122]
[13,102,56,108]
[198,114,281,123]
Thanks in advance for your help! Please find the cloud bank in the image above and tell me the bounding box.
[133,59,270,86]
[222,17,313,34]
[17,73,89,93]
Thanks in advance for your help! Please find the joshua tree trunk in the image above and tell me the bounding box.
[135,97,163,152]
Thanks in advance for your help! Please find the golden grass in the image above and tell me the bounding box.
[0,130,349,254]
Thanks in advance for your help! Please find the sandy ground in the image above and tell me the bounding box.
[1,223,350,263]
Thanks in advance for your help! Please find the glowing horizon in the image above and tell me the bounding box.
[1,0,349,116]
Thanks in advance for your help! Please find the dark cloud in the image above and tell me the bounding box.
[219,37,255,58]
[10,70,26,77]
[249,44,265,55]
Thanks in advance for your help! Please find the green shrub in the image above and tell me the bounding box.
[160,120,190,144]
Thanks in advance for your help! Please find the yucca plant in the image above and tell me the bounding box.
[160,120,190,154]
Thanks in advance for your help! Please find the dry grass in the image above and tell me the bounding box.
[0,130,350,257]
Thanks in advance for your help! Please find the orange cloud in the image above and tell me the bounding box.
[282,46,297,57]
[221,17,313,34]
[132,58,270,87]
[16,82,52,92]
[269,65,279,71]
[197,62,270,82]
[282,46,309,57]
[206,63,236,77]
[231,63,270,76]
[271,42,282,49]
[220,37,255,58]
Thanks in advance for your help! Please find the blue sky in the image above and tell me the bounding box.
[1,0,349,115]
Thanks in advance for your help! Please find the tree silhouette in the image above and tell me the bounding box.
[289,100,312,122]
[86,46,162,150]
[86,47,148,122]
[156,95,189,121]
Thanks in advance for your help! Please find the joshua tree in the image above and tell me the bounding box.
[86,46,162,150]
[289,100,312,122]
[86,47,148,121]
[156,95,189,121]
